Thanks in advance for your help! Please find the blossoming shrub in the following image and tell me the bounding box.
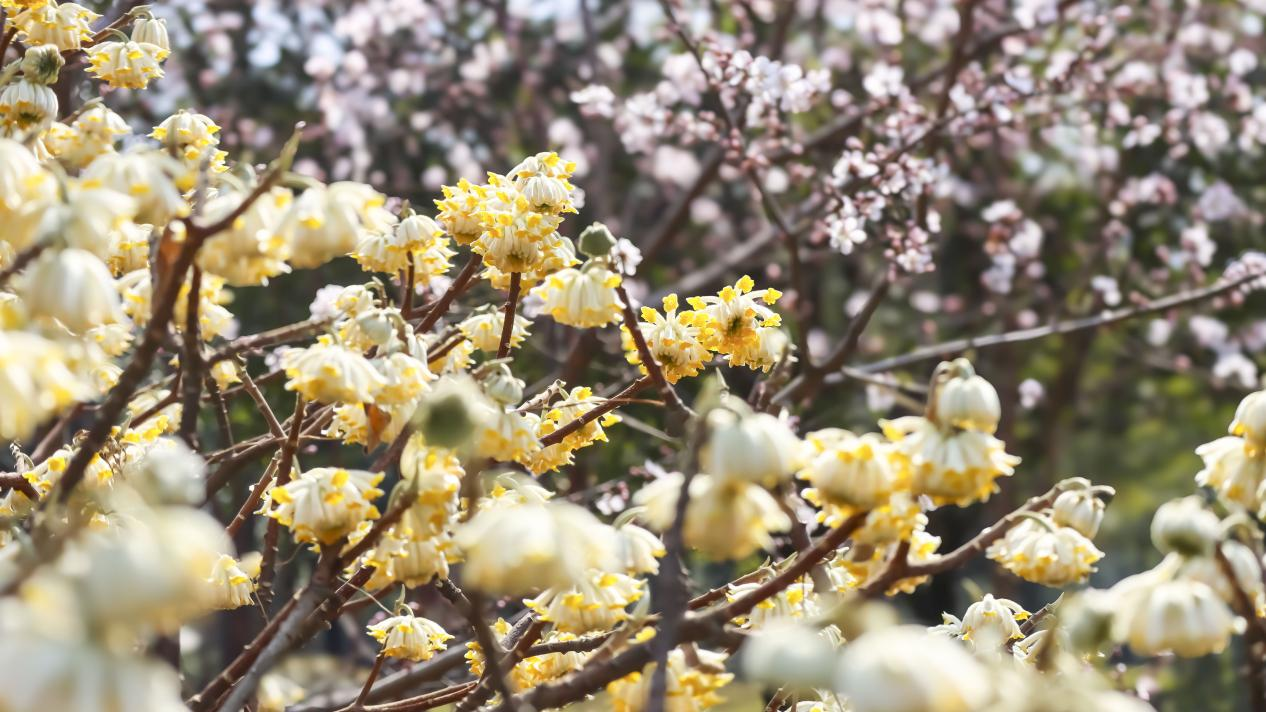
[0,2,1265,712]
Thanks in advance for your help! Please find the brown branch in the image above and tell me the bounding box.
[0,240,47,289]
[1217,544,1266,712]
[206,317,331,366]
[416,254,481,333]
[0,473,39,501]
[224,453,281,539]
[856,483,1073,597]
[774,271,891,405]
[714,511,868,621]
[365,682,479,712]
[496,271,522,359]
[539,377,651,447]
[256,394,307,608]
[179,266,205,447]
[235,360,285,437]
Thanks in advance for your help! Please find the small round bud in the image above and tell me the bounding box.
[410,376,493,450]
[1052,488,1106,538]
[21,45,65,86]
[577,222,617,259]
[1064,589,1117,653]
[482,364,524,406]
[131,17,171,53]
[741,621,837,690]
[933,359,1001,433]
[1150,496,1221,557]
[354,309,396,346]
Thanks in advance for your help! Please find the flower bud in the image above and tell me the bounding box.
[21,45,65,85]
[131,17,171,54]
[834,626,991,712]
[1150,496,1221,557]
[355,309,397,347]
[410,375,493,450]
[1231,389,1266,447]
[960,594,1026,650]
[482,364,524,406]
[577,222,617,258]
[932,359,1001,433]
[703,403,801,487]
[1062,589,1117,653]
[741,621,837,690]
[20,248,123,334]
[1052,488,1106,538]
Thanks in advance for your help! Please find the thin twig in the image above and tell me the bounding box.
[853,272,1265,375]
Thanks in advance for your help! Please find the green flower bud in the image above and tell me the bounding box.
[21,45,65,86]
[577,222,617,259]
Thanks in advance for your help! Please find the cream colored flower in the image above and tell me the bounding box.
[477,408,542,464]
[367,612,453,661]
[205,554,257,610]
[1179,541,1266,614]
[264,467,385,545]
[526,569,645,633]
[0,636,188,712]
[622,294,712,384]
[833,626,991,712]
[433,178,487,244]
[1150,496,1221,557]
[81,149,187,224]
[617,523,665,575]
[20,248,122,333]
[372,352,432,406]
[11,2,98,52]
[454,499,619,595]
[725,325,790,373]
[286,182,398,269]
[1051,487,1106,538]
[1231,390,1266,447]
[703,404,801,487]
[130,17,170,54]
[510,152,578,214]
[354,213,453,277]
[87,40,169,89]
[1112,574,1239,657]
[727,579,817,629]
[881,415,1019,507]
[258,674,306,712]
[282,338,387,405]
[1196,435,1266,510]
[472,188,567,273]
[529,263,624,328]
[799,429,899,512]
[635,473,791,560]
[107,223,152,275]
[958,594,1027,650]
[50,182,139,259]
[686,275,783,358]
[458,308,532,352]
[607,647,732,712]
[150,110,228,186]
[197,186,295,286]
[930,359,1002,433]
[0,78,58,134]
[0,139,57,253]
[987,516,1103,587]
